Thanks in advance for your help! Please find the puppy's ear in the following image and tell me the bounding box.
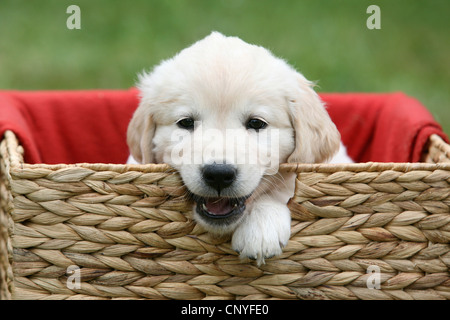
[287,75,340,163]
[127,104,155,164]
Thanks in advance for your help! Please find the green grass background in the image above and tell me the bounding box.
[1,0,449,135]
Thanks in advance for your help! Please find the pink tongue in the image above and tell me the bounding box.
[205,198,233,215]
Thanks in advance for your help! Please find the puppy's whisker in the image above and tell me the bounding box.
[253,174,289,200]
[267,172,290,189]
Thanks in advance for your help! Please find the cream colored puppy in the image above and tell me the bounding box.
[127,32,342,264]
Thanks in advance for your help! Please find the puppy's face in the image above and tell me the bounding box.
[148,87,295,233]
[128,32,340,233]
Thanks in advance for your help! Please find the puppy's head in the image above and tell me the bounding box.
[128,32,340,233]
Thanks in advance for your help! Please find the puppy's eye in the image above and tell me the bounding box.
[176,117,195,130]
[246,118,268,131]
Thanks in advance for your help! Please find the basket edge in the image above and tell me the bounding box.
[0,131,17,299]
[2,130,450,174]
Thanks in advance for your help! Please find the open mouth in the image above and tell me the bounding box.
[192,195,250,221]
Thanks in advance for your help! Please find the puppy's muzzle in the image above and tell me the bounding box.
[202,163,237,194]
[192,194,250,227]
[190,163,251,226]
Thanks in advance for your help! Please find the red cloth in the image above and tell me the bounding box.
[0,89,447,164]
[0,88,140,164]
[321,92,448,162]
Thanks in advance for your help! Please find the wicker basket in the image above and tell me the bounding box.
[1,129,449,300]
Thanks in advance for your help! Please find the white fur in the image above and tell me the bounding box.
[127,32,351,265]
[330,142,353,164]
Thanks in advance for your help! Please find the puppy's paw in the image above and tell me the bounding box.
[231,203,291,266]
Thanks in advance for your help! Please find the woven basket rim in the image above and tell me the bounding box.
[3,130,450,173]
[11,161,450,174]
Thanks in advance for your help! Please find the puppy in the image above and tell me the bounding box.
[127,32,343,264]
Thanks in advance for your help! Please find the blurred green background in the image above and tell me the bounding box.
[1,0,449,135]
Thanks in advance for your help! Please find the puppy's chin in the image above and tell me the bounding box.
[191,194,251,234]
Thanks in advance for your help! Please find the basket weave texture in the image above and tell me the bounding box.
[1,130,450,300]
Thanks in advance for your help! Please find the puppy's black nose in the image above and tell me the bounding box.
[202,164,237,192]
